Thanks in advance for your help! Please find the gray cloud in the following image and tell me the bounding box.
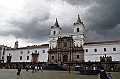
[63,0,120,42]
[0,1,50,43]
[62,0,93,7]
[85,0,120,42]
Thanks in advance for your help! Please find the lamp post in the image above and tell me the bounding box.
[69,64,70,73]
[67,61,73,73]
[68,62,71,73]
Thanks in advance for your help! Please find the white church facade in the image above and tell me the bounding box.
[49,15,85,49]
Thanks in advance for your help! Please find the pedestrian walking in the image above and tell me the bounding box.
[26,65,29,71]
[37,66,40,72]
[40,66,43,73]
[31,65,35,73]
[35,66,37,72]
[99,66,107,79]
[17,66,21,75]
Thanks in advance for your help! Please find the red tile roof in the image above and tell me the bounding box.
[84,40,120,45]
[7,44,49,50]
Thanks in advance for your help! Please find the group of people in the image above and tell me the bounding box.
[31,65,43,73]
[17,65,43,75]
[17,65,112,79]
[98,66,112,79]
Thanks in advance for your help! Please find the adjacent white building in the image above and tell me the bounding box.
[0,45,11,61]
[84,41,120,62]
[4,43,49,63]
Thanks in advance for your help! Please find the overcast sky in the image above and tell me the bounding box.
[0,0,120,47]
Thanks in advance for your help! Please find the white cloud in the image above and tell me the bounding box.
[0,35,16,47]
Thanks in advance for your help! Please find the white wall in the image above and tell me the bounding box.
[83,43,120,62]
[4,47,48,63]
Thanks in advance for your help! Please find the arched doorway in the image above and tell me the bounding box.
[31,53,39,63]
[63,55,68,62]
[33,57,38,63]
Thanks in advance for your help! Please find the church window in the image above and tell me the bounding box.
[53,31,56,35]
[77,28,79,32]
[42,50,45,53]
[86,49,88,52]
[21,51,23,54]
[94,49,97,52]
[52,56,54,59]
[104,48,106,52]
[113,48,116,51]
[27,56,29,60]
[20,56,22,60]
[77,55,79,59]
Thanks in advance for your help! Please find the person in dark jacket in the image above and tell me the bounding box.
[17,66,21,75]
[31,65,35,73]
[99,66,107,79]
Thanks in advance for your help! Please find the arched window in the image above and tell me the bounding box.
[52,56,54,59]
[27,56,29,60]
[104,48,106,52]
[77,28,79,32]
[86,49,88,52]
[53,31,56,35]
[20,56,22,60]
[113,48,116,51]
[94,49,97,52]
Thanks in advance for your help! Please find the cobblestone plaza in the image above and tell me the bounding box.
[0,69,120,79]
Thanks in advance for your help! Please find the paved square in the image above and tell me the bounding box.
[0,69,119,79]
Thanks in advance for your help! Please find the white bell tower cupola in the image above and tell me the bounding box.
[49,18,61,49]
[50,18,61,36]
[73,15,85,46]
[73,15,85,34]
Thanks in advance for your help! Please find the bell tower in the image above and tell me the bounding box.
[73,15,85,46]
[49,18,62,49]
[50,18,61,35]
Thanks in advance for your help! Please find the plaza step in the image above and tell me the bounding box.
[44,64,65,70]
